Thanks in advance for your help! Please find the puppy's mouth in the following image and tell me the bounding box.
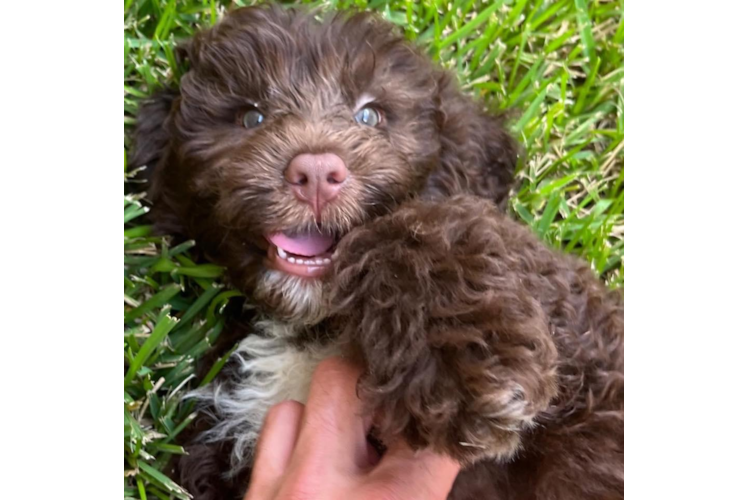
[264,229,338,278]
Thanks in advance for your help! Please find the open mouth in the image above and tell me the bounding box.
[264,229,338,278]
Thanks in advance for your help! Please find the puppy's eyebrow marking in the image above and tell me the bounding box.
[354,93,376,111]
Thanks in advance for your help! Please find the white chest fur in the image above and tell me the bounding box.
[190,320,341,474]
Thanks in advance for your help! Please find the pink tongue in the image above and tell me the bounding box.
[267,230,335,257]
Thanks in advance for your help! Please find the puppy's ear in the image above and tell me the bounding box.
[128,88,179,179]
[128,87,187,235]
[426,73,519,209]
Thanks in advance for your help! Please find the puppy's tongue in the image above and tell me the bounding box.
[267,230,335,257]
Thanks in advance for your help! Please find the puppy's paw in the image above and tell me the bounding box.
[327,195,558,464]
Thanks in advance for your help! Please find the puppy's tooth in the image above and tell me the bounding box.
[314,258,324,265]
[288,257,296,264]
[277,247,287,259]
[322,258,331,265]
[305,259,315,265]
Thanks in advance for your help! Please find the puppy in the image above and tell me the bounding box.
[131,5,624,500]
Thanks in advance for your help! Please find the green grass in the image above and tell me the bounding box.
[124,1,623,498]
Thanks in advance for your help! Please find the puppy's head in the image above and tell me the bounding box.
[132,6,517,325]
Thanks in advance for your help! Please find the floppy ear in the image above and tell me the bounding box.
[425,73,519,210]
[127,87,187,234]
[128,88,179,175]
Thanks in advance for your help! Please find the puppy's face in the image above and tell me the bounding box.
[135,7,517,325]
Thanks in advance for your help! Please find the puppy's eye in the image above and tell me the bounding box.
[242,109,264,129]
[354,107,381,127]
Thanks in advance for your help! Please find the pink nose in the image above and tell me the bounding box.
[284,153,349,219]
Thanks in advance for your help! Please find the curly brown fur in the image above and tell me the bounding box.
[130,5,622,500]
[328,196,560,462]
[328,195,623,499]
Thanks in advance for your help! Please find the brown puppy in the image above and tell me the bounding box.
[131,5,623,500]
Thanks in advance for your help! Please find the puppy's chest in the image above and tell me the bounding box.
[232,330,341,406]
[194,320,341,472]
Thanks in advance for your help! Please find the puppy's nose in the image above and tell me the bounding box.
[284,153,348,219]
